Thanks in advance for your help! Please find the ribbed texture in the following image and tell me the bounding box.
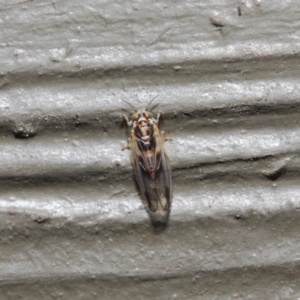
[1,0,300,299]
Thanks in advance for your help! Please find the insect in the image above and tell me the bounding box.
[122,99,172,227]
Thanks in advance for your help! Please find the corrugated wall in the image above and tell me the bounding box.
[1,0,300,299]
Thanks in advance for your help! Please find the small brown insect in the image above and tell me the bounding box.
[122,99,172,227]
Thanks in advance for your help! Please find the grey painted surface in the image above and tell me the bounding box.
[1,0,300,299]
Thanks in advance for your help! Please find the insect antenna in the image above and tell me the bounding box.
[146,95,159,111]
[149,103,159,112]
[121,99,137,112]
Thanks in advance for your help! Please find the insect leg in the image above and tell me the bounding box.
[152,111,162,125]
[123,115,133,127]
[156,112,161,124]
[161,131,173,142]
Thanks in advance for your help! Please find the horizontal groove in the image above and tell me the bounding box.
[0,120,298,178]
[0,175,299,222]
[0,152,287,184]
[2,100,300,130]
[1,77,300,128]
[1,51,300,83]
[1,208,300,287]
[1,265,299,300]
[2,261,300,287]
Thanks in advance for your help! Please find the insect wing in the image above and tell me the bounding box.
[131,133,172,213]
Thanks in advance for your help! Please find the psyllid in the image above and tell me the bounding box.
[122,99,172,228]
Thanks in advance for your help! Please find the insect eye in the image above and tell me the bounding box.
[132,113,139,121]
[144,112,153,119]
